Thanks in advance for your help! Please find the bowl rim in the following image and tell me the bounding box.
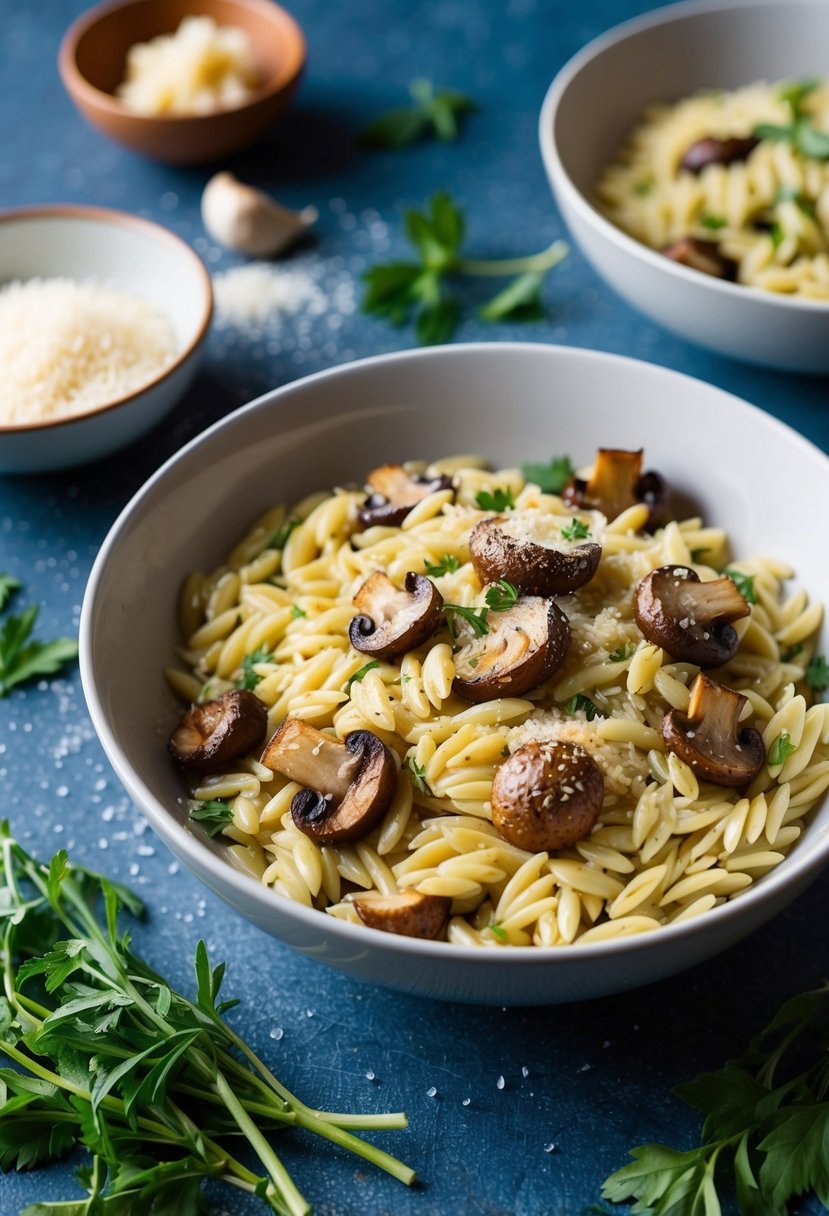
[58,0,307,123]
[79,341,829,968]
[538,0,829,314]
[0,204,213,435]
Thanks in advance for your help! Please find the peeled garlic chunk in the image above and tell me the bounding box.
[201,172,318,257]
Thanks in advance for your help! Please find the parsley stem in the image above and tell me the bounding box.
[457,238,568,277]
[292,1109,417,1186]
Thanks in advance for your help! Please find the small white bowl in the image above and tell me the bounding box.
[0,206,212,473]
[539,0,829,373]
[80,343,829,1006]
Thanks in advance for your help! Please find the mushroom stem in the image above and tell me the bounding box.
[661,673,765,787]
[261,719,359,802]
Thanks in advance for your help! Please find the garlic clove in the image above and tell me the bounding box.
[201,171,317,257]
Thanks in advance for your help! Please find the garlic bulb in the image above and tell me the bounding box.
[201,172,317,257]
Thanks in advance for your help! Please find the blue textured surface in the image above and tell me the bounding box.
[1,0,828,1212]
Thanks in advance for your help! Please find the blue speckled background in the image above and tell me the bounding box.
[1,0,828,1212]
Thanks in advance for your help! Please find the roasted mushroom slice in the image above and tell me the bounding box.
[349,571,443,660]
[261,718,397,842]
[661,236,737,281]
[453,597,570,703]
[352,890,451,939]
[635,565,750,667]
[563,448,667,527]
[469,515,602,596]
[358,464,453,528]
[680,135,759,174]
[661,673,765,787]
[491,741,604,851]
[170,689,267,773]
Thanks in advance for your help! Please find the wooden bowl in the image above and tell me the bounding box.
[59,0,306,165]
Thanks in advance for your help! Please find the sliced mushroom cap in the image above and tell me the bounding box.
[358,464,453,528]
[261,717,397,842]
[352,890,451,939]
[635,565,750,667]
[662,236,737,281]
[170,689,267,773]
[680,135,759,174]
[563,448,667,527]
[453,597,570,703]
[349,571,443,660]
[491,741,604,852]
[469,514,602,596]
[662,673,765,787]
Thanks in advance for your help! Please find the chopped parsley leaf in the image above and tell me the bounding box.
[489,923,507,941]
[346,660,380,691]
[290,605,306,619]
[476,487,515,512]
[0,573,21,611]
[238,646,272,691]
[520,455,573,494]
[561,518,590,541]
[404,756,432,796]
[690,548,709,562]
[190,798,234,838]
[484,579,519,612]
[564,693,602,721]
[608,644,634,663]
[700,215,726,230]
[768,731,797,767]
[724,568,757,604]
[444,602,489,638]
[806,653,829,693]
[424,553,461,577]
[265,518,299,550]
[781,643,804,663]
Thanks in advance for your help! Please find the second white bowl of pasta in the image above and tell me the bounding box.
[540,0,829,372]
[80,343,829,1005]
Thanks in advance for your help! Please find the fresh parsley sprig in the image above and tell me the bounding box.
[404,756,432,796]
[190,797,234,838]
[0,826,414,1215]
[564,694,602,721]
[346,659,381,691]
[238,645,273,692]
[362,192,568,344]
[521,455,574,494]
[724,568,757,605]
[361,78,477,148]
[768,731,797,768]
[806,652,829,693]
[561,518,590,541]
[603,980,829,1215]
[424,554,461,577]
[476,486,516,512]
[0,587,78,698]
[754,77,829,160]
[485,580,519,612]
[444,602,489,639]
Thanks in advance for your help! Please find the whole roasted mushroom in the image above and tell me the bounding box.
[352,890,451,939]
[349,571,443,660]
[634,565,750,667]
[661,236,737,281]
[170,689,267,773]
[358,464,453,528]
[452,596,570,703]
[661,673,765,787]
[261,718,397,842]
[469,514,602,596]
[491,740,604,851]
[563,448,667,527]
[680,135,759,174]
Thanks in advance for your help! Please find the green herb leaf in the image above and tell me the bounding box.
[189,799,233,838]
[0,603,78,698]
[484,580,519,612]
[754,121,799,143]
[520,455,574,495]
[476,487,515,512]
[781,642,804,663]
[479,270,545,322]
[290,605,306,619]
[690,548,710,562]
[489,923,507,941]
[805,653,829,692]
[415,295,460,345]
[360,79,477,149]
[444,603,489,638]
[424,554,460,577]
[564,694,602,721]
[699,214,727,230]
[608,644,634,663]
[561,518,590,541]
[795,117,829,159]
[404,756,432,796]
[346,660,380,691]
[724,568,757,604]
[265,518,298,551]
[238,646,272,692]
[778,77,820,117]
[768,731,797,767]
[770,220,784,249]
[0,573,21,611]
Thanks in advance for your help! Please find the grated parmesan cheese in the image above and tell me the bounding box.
[0,278,176,426]
[212,263,327,327]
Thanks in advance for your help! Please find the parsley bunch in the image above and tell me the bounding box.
[362,192,568,344]
[0,574,77,697]
[361,78,477,148]
[0,826,414,1215]
[603,981,829,1214]
[755,78,829,160]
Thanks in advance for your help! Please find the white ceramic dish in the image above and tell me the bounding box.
[539,0,829,373]
[80,343,829,1006]
[0,206,212,474]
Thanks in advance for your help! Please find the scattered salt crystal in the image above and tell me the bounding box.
[544,1142,557,1154]
[522,1066,529,1078]
[56,785,68,797]
[462,1098,471,1107]
[426,1086,437,1098]
[269,1027,284,1041]
[365,1070,375,1081]
[496,1075,505,1090]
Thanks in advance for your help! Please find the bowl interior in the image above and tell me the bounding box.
[553,0,829,198]
[0,211,209,354]
[72,0,302,101]
[83,344,829,957]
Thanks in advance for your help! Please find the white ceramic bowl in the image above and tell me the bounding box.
[80,343,829,1005]
[539,0,829,373]
[0,206,212,473]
